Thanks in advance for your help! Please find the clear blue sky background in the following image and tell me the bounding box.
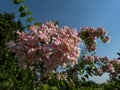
[1,0,120,83]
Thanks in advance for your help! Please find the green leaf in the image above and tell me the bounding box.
[101,36,108,43]
[35,22,41,26]
[13,0,25,4]
[42,84,49,90]
[20,12,27,17]
[13,0,21,4]
[27,11,33,15]
[19,5,27,12]
[84,74,89,79]
[26,17,34,22]
[61,80,66,87]
[81,77,86,82]
[54,21,59,25]
[21,0,25,2]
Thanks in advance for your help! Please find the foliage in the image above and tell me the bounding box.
[0,12,36,89]
[1,0,120,89]
[6,19,117,90]
[12,0,41,28]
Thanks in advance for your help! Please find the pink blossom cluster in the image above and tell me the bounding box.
[108,59,120,78]
[7,20,115,79]
[82,55,120,77]
[78,27,110,52]
[83,56,109,63]
[7,21,81,72]
[100,59,120,77]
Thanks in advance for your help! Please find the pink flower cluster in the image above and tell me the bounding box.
[7,21,81,72]
[7,21,114,79]
[83,55,120,77]
[83,56,109,64]
[78,27,110,52]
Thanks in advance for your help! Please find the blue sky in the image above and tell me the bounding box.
[1,0,120,83]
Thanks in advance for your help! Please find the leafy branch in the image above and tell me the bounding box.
[12,0,41,28]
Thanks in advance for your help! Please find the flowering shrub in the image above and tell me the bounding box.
[6,20,120,89]
[8,21,120,77]
[0,0,119,89]
[7,21,81,73]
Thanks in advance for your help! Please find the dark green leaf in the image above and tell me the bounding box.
[19,5,27,12]
[13,0,25,4]
[20,12,27,17]
[84,74,89,79]
[81,77,86,82]
[54,21,59,25]
[13,0,21,4]
[117,52,120,56]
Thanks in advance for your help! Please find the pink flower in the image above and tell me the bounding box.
[97,27,107,36]
[84,56,95,63]
[7,21,111,74]
[94,56,100,61]
[78,27,110,52]
[107,63,115,73]
[110,59,120,65]
[7,21,82,72]
[6,41,17,52]
[96,68,103,76]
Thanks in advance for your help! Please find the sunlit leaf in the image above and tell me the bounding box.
[26,17,34,22]
[35,22,41,26]
[27,11,33,15]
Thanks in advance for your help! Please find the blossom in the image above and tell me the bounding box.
[6,41,17,53]
[96,68,103,76]
[78,27,110,52]
[107,63,115,73]
[97,27,107,37]
[84,56,95,63]
[7,21,81,73]
[94,56,100,61]
[7,21,112,76]
[110,59,120,65]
